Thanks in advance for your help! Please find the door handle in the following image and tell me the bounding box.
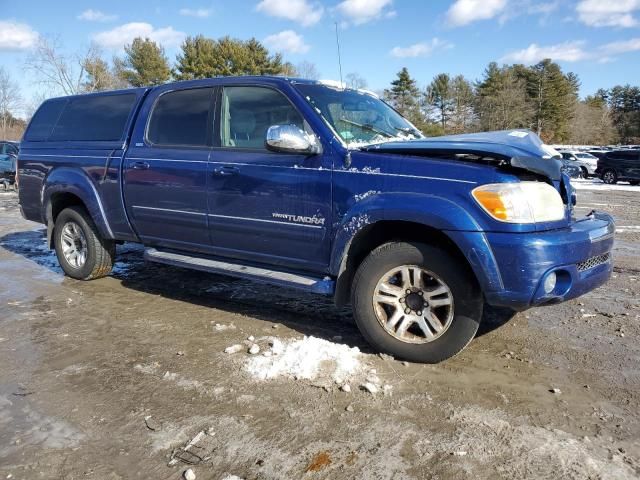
[213,166,239,176]
[132,161,150,170]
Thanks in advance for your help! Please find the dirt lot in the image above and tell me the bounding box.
[1,181,639,480]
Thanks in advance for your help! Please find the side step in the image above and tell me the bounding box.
[144,248,335,295]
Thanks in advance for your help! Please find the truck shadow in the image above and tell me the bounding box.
[0,229,370,352]
[0,229,514,354]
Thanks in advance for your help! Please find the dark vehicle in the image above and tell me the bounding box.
[596,150,640,185]
[0,141,19,190]
[17,77,615,363]
[587,150,608,161]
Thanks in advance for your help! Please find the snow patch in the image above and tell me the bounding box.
[572,179,640,192]
[245,336,363,383]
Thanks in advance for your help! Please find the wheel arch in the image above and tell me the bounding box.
[331,194,491,306]
[43,168,113,248]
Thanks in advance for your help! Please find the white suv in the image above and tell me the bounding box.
[560,151,598,178]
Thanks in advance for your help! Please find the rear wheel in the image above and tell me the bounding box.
[602,169,617,184]
[630,180,639,186]
[54,206,115,280]
[351,242,483,363]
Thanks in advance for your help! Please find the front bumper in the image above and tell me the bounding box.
[453,212,615,311]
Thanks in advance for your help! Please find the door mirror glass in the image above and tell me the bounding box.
[265,124,321,155]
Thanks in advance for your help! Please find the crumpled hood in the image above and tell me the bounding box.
[361,129,563,181]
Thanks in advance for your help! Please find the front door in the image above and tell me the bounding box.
[207,85,332,272]
[123,87,214,251]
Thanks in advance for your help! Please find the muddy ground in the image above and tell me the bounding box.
[0,181,639,480]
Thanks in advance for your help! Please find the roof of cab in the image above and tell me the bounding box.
[38,76,350,103]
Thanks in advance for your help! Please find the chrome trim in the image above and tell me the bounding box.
[21,154,108,160]
[127,157,208,163]
[336,169,476,184]
[131,205,206,216]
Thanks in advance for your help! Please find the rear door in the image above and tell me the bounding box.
[206,85,332,272]
[123,86,214,251]
[627,151,640,180]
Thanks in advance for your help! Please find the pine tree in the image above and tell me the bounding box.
[173,35,217,80]
[118,38,171,87]
[475,63,533,132]
[384,67,425,130]
[524,59,579,142]
[426,73,454,131]
[450,75,475,133]
[605,85,640,143]
[175,36,288,78]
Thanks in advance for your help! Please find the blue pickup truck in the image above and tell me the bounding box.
[17,77,614,362]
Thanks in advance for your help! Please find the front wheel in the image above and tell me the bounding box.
[602,169,617,184]
[580,167,589,179]
[351,242,483,363]
[54,206,115,280]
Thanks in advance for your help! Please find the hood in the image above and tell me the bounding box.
[361,129,563,181]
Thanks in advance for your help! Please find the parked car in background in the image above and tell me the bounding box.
[559,151,598,178]
[587,150,608,161]
[596,149,640,185]
[560,159,582,178]
[0,141,19,190]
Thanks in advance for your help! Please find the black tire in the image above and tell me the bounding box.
[351,242,483,363]
[580,167,589,179]
[630,180,639,186]
[602,169,617,184]
[54,206,115,280]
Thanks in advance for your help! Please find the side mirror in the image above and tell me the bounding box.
[265,125,321,155]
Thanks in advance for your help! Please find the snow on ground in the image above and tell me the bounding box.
[571,179,640,192]
[245,336,364,383]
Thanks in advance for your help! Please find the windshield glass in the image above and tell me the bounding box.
[294,83,423,147]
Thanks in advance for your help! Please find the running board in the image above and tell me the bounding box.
[144,248,335,295]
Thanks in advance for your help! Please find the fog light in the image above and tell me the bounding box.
[543,272,557,294]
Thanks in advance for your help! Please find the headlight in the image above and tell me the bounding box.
[472,182,565,223]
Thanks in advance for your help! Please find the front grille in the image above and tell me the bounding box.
[576,253,611,272]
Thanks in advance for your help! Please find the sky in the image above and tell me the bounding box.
[1,0,640,112]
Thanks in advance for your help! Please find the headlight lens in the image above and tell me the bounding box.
[472,182,565,223]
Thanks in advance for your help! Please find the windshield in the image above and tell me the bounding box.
[294,83,423,147]
[576,153,596,159]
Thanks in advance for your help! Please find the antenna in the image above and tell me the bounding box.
[334,22,344,88]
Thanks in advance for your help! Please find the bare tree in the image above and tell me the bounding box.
[26,36,92,96]
[294,61,320,80]
[0,67,23,138]
[568,100,616,145]
[345,72,368,90]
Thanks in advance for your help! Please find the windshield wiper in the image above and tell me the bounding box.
[391,126,420,137]
[339,118,394,138]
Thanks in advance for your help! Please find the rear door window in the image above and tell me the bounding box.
[146,88,213,147]
[609,151,637,161]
